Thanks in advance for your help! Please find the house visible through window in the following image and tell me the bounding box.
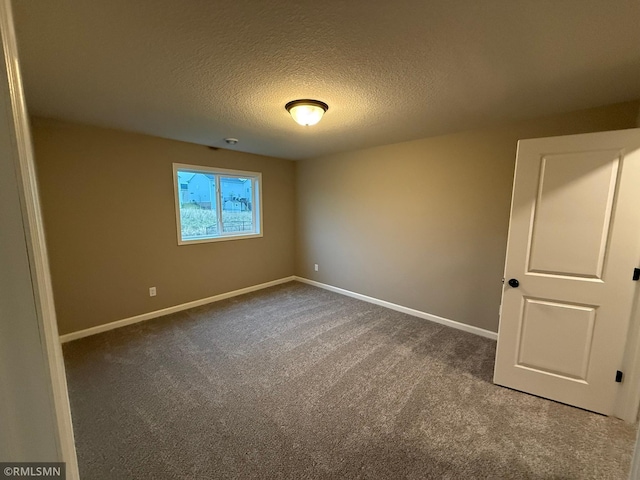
[173,163,262,244]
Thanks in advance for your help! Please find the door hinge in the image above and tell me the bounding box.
[633,268,640,281]
[615,370,623,383]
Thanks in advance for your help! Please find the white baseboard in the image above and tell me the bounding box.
[294,276,498,341]
[59,276,296,343]
[60,274,497,344]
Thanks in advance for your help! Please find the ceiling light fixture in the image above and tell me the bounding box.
[285,99,328,126]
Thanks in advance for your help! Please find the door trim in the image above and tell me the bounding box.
[614,282,640,423]
[0,1,79,476]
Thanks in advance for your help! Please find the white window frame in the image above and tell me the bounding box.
[172,163,263,245]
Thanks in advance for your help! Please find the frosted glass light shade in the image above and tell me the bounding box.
[285,99,328,126]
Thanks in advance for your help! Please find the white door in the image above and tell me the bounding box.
[494,128,640,416]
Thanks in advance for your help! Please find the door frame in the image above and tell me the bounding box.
[0,1,79,477]
[614,279,640,423]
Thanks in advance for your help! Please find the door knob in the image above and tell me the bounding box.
[508,278,519,288]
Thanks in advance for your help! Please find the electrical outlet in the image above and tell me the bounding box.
[314,264,319,272]
[149,287,157,297]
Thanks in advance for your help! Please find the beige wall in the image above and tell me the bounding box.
[32,102,640,336]
[32,118,296,335]
[295,101,640,333]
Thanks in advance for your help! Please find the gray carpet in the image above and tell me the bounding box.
[63,282,636,479]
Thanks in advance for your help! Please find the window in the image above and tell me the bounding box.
[173,163,262,244]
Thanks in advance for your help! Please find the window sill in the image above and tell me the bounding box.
[177,232,263,246]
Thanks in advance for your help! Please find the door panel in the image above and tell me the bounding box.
[527,150,620,279]
[494,128,640,416]
[517,298,596,381]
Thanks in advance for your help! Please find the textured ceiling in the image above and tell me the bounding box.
[13,0,640,160]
